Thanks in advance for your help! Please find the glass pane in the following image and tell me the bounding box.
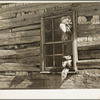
[45,31,53,42]
[54,30,62,41]
[61,32,72,41]
[54,17,61,29]
[55,56,62,67]
[46,56,53,67]
[66,33,72,40]
[45,44,53,55]
[54,43,62,54]
[44,19,52,30]
[64,42,72,56]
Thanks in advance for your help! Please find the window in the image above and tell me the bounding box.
[41,11,78,72]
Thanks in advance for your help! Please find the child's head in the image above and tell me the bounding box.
[61,16,72,25]
[62,56,72,68]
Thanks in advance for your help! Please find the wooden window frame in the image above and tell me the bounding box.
[40,11,78,72]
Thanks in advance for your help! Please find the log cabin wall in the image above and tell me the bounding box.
[76,3,100,60]
[0,3,65,72]
[0,3,100,89]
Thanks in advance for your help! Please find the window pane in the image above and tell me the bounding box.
[54,30,62,41]
[44,19,52,30]
[55,56,62,67]
[45,31,53,42]
[64,42,72,56]
[61,33,72,41]
[45,44,53,55]
[46,56,53,67]
[66,33,72,40]
[54,17,61,29]
[54,43,62,54]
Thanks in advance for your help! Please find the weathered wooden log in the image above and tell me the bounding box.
[18,56,40,64]
[0,42,40,50]
[78,9,100,16]
[78,49,100,60]
[0,35,40,45]
[77,59,100,69]
[73,3,100,8]
[95,50,100,59]
[0,3,60,15]
[0,56,40,64]
[78,50,96,60]
[17,47,40,56]
[43,6,72,17]
[78,29,100,37]
[12,24,40,32]
[0,63,40,71]
[0,29,40,39]
[77,41,100,47]
[0,47,40,57]
[0,17,41,30]
[73,3,100,16]
[0,58,18,63]
[0,75,15,82]
[78,24,100,31]
[78,44,100,50]
[0,13,16,20]
[0,29,11,34]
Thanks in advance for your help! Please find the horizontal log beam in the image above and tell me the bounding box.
[0,56,40,63]
[0,3,60,15]
[0,29,40,39]
[73,3,100,16]
[78,50,96,60]
[0,13,16,20]
[0,35,40,45]
[0,47,40,57]
[77,59,100,69]
[0,42,40,50]
[78,29,100,37]
[0,17,41,30]
[78,44,100,50]
[12,24,40,32]
[78,24,100,31]
[77,41,100,47]
[0,63,40,71]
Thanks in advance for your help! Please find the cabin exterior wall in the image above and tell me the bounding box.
[0,3,100,89]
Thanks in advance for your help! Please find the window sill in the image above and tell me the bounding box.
[40,71,78,74]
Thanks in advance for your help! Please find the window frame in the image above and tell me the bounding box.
[41,11,78,72]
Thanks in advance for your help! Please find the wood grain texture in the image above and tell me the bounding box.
[78,24,100,31]
[77,59,100,69]
[0,35,40,45]
[0,29,40,39]
[73,3,100,16]
[78,50,96,60]
[0,3,60,15]
[77,41,100,47]
[0,42,40,50]
[78,44,100,51]
[0,63,40,71]
[12,24,40,32]
[0,17,41,30]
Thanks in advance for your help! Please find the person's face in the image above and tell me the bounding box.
[62,60,72,68]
